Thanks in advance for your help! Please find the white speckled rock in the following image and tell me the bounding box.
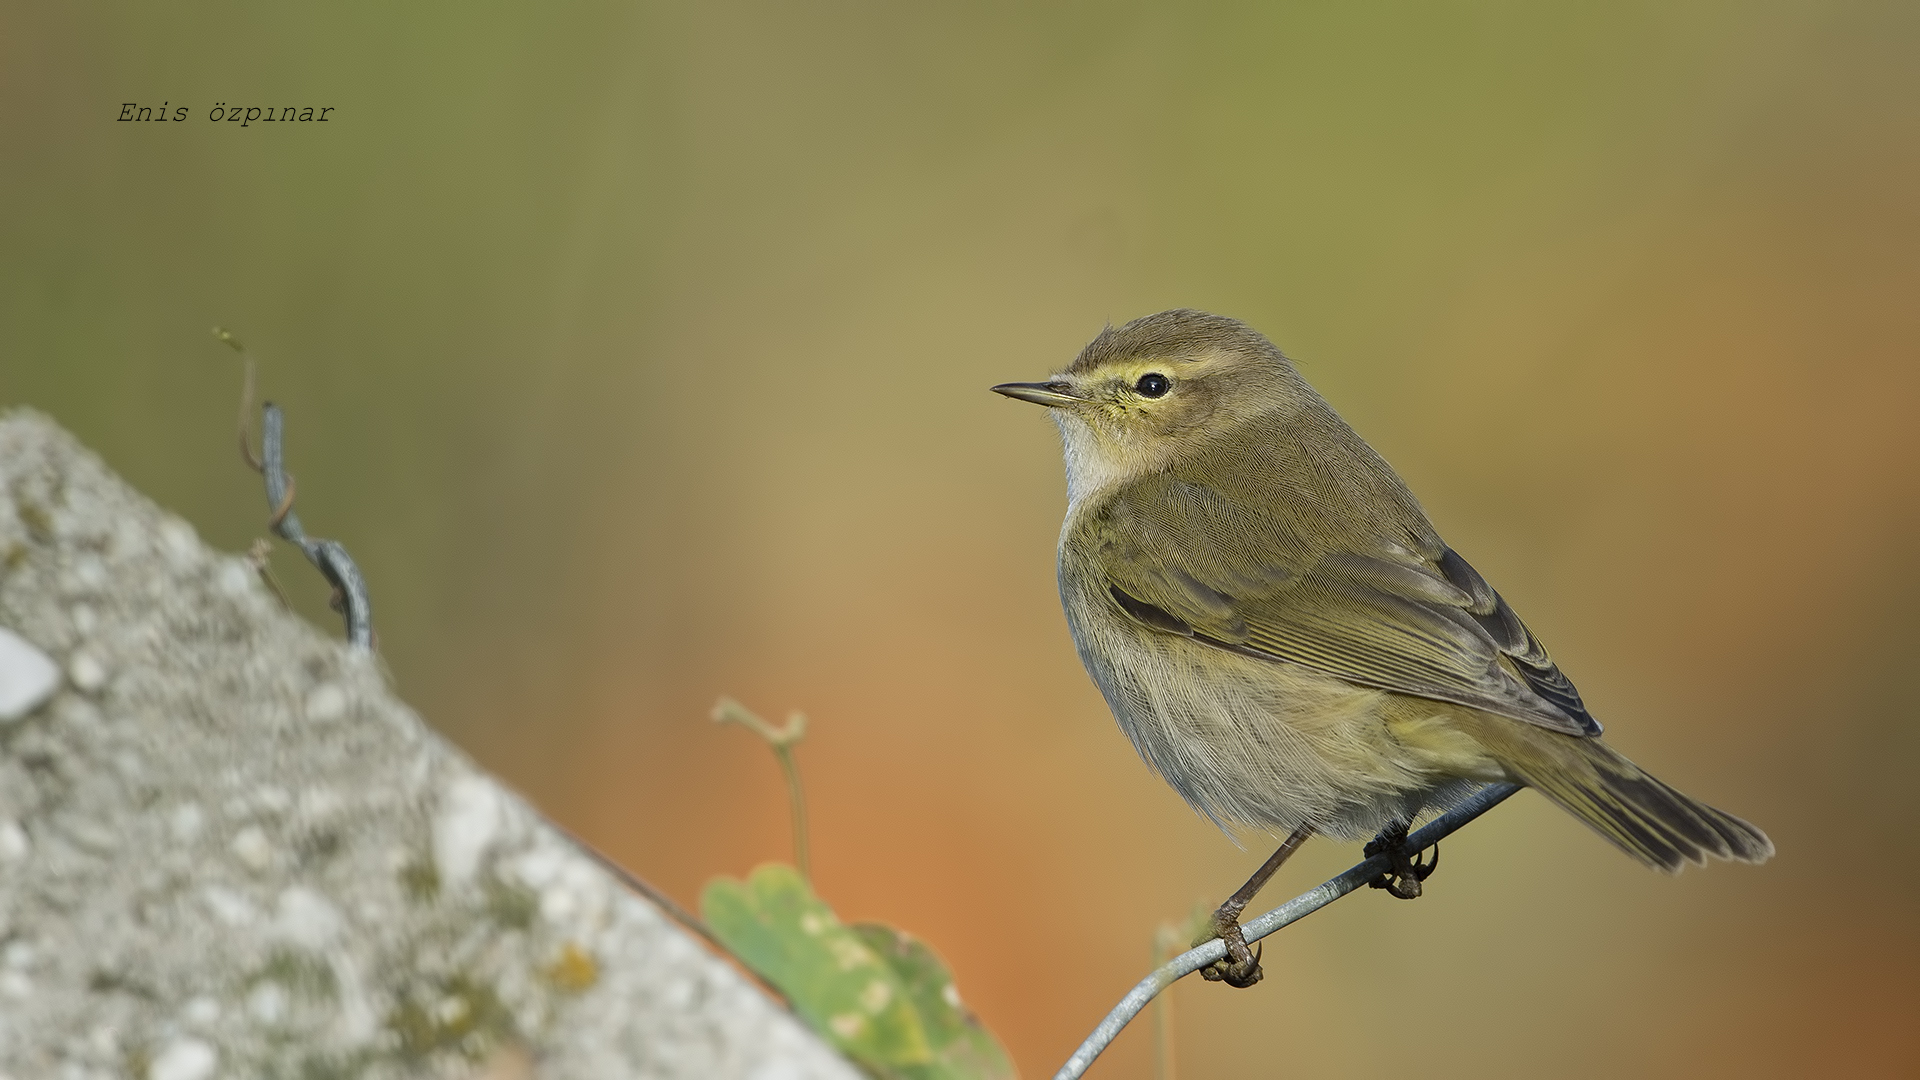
[0,627,58,721]
[0,410,861,1080]
[148,1038,217,1080]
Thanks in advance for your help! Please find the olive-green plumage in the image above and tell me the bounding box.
[995,309,1770,872]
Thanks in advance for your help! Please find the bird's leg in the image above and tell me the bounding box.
[1195,824,1314,989]
[1364,819,1439,900]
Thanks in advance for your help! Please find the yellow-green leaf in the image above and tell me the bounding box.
[851,923,1015,1080]
[701,864,1014,1079]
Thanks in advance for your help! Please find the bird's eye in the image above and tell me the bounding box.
[1135,373,1171,398]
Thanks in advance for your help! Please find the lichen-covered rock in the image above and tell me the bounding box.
[0,410,861,1080]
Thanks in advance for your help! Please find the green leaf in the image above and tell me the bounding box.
[851,923,1016,1080]
[701,864,1014,1080]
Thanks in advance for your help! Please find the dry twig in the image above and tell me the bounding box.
[216,328,374,650]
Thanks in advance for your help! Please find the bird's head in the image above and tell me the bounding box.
[992,309,1305,502]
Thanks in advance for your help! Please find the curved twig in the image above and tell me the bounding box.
[258,401,374,651]
[1053,783,1522,1080]
[217,328,374,650]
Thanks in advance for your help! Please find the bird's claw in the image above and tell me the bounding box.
[1194,913,1264,988]
[1365,822,1438,900]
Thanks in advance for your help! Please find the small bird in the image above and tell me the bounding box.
[993,310,1771,987]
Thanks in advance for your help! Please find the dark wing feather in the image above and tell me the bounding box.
[1088,476,1600,737]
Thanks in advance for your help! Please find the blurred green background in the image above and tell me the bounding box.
[5,2,1917,1077]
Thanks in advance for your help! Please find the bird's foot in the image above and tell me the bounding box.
[1193,909,1263,989]
[1364,820,1438,900]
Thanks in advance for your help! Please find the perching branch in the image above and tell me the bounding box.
[1053,782,1522,1080]
[217,328,374,650]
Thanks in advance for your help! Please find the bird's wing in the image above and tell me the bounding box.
[1087,477,1600,737]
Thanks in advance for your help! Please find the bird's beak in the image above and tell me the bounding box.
[990,381,1083,408]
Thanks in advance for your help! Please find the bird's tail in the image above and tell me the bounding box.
[1462,715,1773,872]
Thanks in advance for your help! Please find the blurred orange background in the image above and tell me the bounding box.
[4,3,1918,1077]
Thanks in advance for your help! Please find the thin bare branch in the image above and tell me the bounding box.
[216,330,372,648]
[1053,783,1522,1080]
[255,403,374,650]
